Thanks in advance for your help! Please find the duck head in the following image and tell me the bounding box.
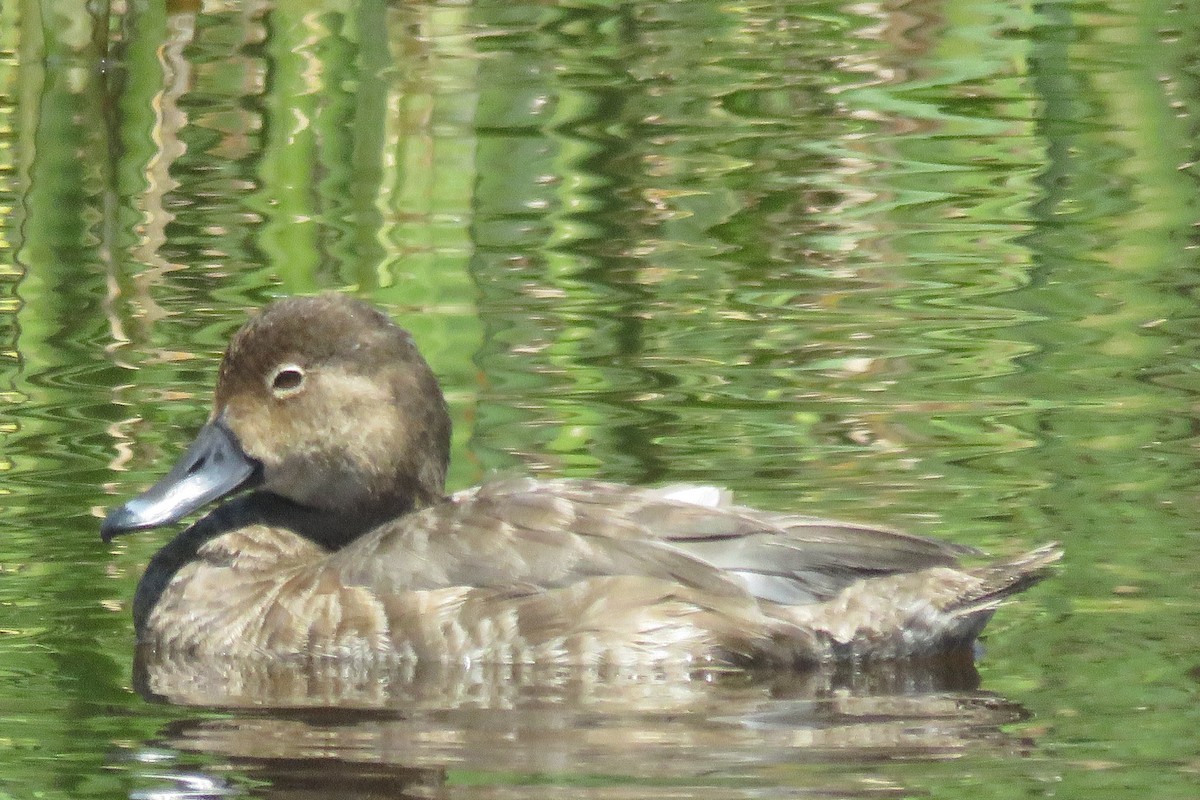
[101,294,451,542]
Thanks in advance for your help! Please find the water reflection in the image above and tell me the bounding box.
[3,0,1199,797]
[123,651,1032,799]
[134,646,983,710]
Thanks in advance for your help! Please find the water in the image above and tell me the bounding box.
[1,1,1198,797]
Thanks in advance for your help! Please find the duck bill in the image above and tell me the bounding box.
[101,419,261,542]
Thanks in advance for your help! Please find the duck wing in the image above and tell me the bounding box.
[332,478,972,606]
[552,479,973,604]
[618,493,973,604]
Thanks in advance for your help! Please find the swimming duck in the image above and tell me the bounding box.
[102,294,1060,667]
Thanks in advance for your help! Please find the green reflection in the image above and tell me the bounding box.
[0,0,1198,798]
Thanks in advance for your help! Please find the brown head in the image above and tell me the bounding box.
[101,294,451,542]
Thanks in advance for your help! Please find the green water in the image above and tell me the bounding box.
[1,0,1198,797]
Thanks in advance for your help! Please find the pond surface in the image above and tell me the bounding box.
[1,1,1199,798]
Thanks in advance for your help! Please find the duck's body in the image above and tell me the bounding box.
[103,294,1060,667]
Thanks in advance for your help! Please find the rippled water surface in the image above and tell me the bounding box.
[2,2,1199,798]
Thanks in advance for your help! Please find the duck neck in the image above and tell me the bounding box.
[260,489,438,550]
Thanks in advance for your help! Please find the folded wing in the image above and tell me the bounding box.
[333,478,973,606]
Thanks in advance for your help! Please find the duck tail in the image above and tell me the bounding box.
[953,542,1063,616]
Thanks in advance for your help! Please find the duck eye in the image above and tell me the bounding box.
[269,365,305,396]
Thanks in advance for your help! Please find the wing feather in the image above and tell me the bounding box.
[332,478,971,606]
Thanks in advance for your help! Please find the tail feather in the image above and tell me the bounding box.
[953,542,1063,616]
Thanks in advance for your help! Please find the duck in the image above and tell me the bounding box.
[101,293,1061,667]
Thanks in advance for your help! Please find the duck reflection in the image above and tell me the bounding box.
[123,651,1035,800]
[134,642,993,711]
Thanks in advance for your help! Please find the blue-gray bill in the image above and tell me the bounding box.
[100,418,261,542]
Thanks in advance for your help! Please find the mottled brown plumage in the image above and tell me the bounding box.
[103,294,1061,667]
